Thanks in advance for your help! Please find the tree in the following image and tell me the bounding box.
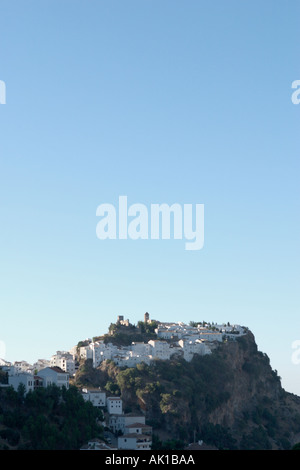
[105,381,120,396]
[17,383,26,402]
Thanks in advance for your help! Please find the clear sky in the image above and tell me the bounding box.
[0,1,299,394]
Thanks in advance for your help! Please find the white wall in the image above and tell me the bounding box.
[9,373,34,394]
[107,397,123,415]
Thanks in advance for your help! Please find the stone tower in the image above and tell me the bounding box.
[144,312,150,323]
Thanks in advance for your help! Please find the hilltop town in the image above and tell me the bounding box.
[0,314,247,450]
[79,313,246,369]
[1,314,300,450]
[0,313,246,384]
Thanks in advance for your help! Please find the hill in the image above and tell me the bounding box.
[74,328,300,450]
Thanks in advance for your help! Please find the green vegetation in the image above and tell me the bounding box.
[0,370,8,384]
[2,322,299,450]
[95,320,159,347]
[151,434,185,450]
[240,426,272,450]
[198,423,237,449]
[72,325,300,450]
[76,350,236,447]
[0,385,103,450]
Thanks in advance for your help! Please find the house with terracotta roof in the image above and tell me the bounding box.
[108,413,146,434]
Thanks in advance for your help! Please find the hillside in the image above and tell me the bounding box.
[0,385,103,450]
[74,328,300,450]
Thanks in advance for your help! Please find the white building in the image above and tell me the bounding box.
[129,351,151,365]
[118,433,152,450]
[77,320,246,371]
[124,422,152,436]
[80,344,93,360]
[198,331,222,342]
[38,367,69,389]
[178,339,212,362]
[109,413,145,434]
[113,353,151,368]
[155,323,184,340]
[89,341,118,368]
[82,388,106,407]
[107,396,123,415]
[50,351,76,376]
[131,342,151,356]
[69,345,78,358]
[33,359,51,371]
[8,372,34,394]
[148,340,171,360]
[0,359,11,367]
[13,361,33,374]
[81,439,117,450]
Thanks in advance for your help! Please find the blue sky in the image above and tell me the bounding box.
[0,1,299,394]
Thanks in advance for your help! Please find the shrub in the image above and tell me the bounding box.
[0,428,20,446]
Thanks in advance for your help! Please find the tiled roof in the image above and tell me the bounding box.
[125,423,152,429]
[49,366,68,374]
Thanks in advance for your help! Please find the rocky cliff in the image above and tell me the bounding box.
[74,330,300,449]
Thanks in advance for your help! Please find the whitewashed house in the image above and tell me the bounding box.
[80,344,93,360]
[148,340,171,360]
[155,327,174,339]
[113,352,151,368]
[9,372,34,394]
[178,339,211,362]
[82,388,106,407]
[109,413,146,434]
[131,342,151,356]
[38,366,69,389]
[198,331,222,342]
[13,361,33,374]
[128,351,151,365]
[118,433,152,450]
[124,422,152,436]
[50,351,76,376]
[0,359,11,367]
[92,341,118,368]
[107,396,123,415]
[33,359,50,371]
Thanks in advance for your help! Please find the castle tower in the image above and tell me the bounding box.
[144,312,150,324]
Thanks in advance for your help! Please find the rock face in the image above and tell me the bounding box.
[76,330,300,449]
